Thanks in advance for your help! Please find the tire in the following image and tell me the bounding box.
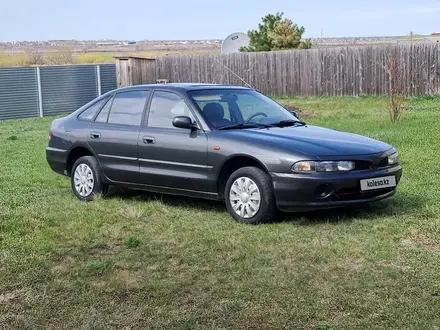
[225,166,278,224]
[71,156,108,201]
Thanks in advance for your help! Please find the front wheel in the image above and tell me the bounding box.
[71,156,108,201]
[225,166,278,224]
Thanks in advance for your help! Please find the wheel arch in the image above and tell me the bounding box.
[216,154,270,199]
[66,144,98,176]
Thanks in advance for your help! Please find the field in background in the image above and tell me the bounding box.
[2,33,439,68]
[1,96,440,329]
[0,46,221,67]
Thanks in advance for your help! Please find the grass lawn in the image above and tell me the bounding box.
[1,96,440,329]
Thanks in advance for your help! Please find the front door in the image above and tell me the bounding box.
[138,90,209,192]
[87,90,150,183]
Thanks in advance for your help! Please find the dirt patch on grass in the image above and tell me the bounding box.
[376,260,412,272]
[400,235,440,254]
[424,243,440,253]
[341,258,364,271]
[50,256,76,276]
[112,269,146,290]
[0,292,17,304]
[0,289,32,308]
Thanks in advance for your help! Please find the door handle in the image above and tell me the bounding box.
[142,136,156,144]
[90,132,101,139]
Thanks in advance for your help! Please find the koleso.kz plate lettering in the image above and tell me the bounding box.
[360,176,396,191]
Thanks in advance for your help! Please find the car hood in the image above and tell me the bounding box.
[228,125,393,157]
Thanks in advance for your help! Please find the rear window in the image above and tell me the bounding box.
[77,97,109,121]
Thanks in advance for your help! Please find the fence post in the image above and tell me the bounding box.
[36,67,43,118]
[96,65,102,97]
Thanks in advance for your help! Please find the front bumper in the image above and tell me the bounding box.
[270,165,403,212]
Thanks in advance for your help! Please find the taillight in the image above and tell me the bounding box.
[48,131,52,140]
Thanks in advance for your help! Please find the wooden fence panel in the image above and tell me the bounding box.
[117,43,440,97]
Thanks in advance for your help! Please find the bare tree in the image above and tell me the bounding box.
[46,46,75,65]
[24,48,45,66]
[385,54,406,123]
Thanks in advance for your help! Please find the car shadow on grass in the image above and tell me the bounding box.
[106,187,424,225]
[106,187,226,212]
[275,191,426,225]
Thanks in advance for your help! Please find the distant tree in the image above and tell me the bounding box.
[404,31,424,45]
[406,31,422,40]
[268,18,312,50]
[240,12,312,52]
[82,45,90,53]
[46,46,74,65]
[24,48,45,66]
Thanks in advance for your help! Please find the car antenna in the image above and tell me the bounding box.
[212,56,255,89]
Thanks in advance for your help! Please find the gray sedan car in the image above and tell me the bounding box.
[46,83,402,224]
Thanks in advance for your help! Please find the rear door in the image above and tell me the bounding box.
[137,90,209,191]
[87,89,150,183]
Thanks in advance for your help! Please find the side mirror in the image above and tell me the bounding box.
[289,110,301,120]
[172,116,198,130]
[282,104,301,120]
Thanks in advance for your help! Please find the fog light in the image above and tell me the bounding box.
[314,183,334,199]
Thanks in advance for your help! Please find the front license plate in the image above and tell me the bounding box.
[360,176,396,191]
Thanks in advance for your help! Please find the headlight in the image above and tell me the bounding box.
[292,160,355,172]
[388,152,399,165]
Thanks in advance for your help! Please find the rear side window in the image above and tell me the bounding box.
[95,97,113,123]
[78,97,108,121]
[107,90,149,126]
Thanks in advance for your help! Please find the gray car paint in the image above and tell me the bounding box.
[46,83,402,209]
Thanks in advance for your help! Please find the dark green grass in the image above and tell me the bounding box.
[1,96,439,329]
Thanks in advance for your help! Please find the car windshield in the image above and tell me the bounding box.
[187,89,300,129]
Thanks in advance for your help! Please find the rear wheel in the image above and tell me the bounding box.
[71,156,108,201]
[225,166,278,224]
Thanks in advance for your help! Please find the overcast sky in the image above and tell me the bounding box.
[1,0,439,41]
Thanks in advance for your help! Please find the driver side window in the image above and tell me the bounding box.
[237,94,271,121]
[147,91,195,129]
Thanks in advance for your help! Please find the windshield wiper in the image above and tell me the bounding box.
[269,119,306,127]
[218,123,272,130]
[218,120,305,130]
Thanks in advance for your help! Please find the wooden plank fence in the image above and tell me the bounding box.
[116,43,440,97]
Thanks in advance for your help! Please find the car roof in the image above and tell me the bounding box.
[114,83,253,93]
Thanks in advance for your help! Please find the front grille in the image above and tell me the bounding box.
[377,157,389,167]
[354,161,372,170]
[355,157,389,170]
